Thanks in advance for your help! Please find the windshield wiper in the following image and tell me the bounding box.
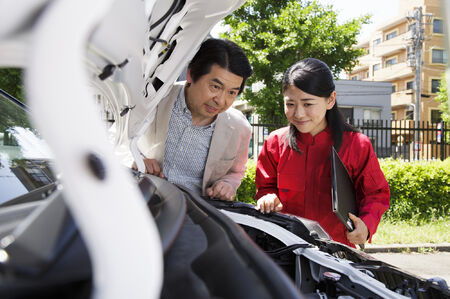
[0,89,30,112]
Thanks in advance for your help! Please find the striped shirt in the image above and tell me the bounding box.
[163,86,216,194]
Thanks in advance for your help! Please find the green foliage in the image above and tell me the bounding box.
[0,68,30,133]
[435,73,449,122]
[0,68,25,102]
[222,0,370,119]
[0,97,32,133]
[380,158,450,224]
[236,158,450,225]
[235,159,257,204]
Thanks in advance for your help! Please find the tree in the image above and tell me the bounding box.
[0,68,30,133]
[0,68,25,102]
[435,74,449,122]
[221,0,370,120]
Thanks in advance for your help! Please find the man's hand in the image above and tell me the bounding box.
[346,213,369,245]
[206,181,235,201]
[132,158,164,178]
[256,193,283,214]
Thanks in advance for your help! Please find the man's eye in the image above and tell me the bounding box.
[286,103,294,107]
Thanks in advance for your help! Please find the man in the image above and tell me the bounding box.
[136,38,253,201]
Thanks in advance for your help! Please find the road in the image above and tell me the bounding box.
[370,252,450,285]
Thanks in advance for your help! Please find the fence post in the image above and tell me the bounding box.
[439,122,444,161]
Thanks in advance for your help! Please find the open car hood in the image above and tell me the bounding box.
[0,0,246,161]
[87,0,247,141]
[0,0,247,298]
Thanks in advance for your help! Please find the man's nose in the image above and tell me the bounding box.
[213,90,226,106]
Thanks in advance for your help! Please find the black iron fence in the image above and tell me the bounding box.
[249,119,449,161]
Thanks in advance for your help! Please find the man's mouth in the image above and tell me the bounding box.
[205,104,219,114]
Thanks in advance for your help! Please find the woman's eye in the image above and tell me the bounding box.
[286,103,294,107]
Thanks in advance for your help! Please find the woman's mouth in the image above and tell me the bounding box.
[293,119,309,126]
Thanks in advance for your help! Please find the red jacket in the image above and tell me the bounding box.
[255,127,390,247]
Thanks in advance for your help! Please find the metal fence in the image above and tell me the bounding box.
[249,119,449,161]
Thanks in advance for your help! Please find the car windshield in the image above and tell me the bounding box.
[0,89,55,204]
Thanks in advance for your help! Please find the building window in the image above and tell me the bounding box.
[340,107,354,122]
[373,63,381,72]
[406,81,414,90]
[431,79,441,93]
[373,38,381,45]
[351,76,358,81]
[392,85,397,93]
[386,31,398,40]
[433,19,444,34]
[366,71,370,78]
[391,112,397,120]
[363,109,381,121]
[406,110,414,120]
[432,49,448,64]
[363,109,381,126]
[431,110,443,123]
[385,57,398,67]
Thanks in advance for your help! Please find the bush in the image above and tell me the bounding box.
[236,158,450,223]
[235,159,257,204]
[380,158,450,223]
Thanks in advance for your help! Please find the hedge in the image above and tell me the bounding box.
[235,158,450,223]
[379,158,449,223]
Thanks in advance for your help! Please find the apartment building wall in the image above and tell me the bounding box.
[348,0,446,123]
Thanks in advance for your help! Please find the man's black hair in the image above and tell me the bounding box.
[188,38,253,94]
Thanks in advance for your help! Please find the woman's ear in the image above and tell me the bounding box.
[326,91,336,110]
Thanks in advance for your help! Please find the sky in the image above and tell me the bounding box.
[316,0,399,41]
[211,0,400,42]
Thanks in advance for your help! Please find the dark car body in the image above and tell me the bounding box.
[0,0,449,298]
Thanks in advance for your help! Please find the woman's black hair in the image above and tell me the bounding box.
[187,38,253,94]
[282,58,358,152]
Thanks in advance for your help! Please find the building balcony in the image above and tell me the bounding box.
[352,55,372,73]
[373,31,412,57]
[373,61,414,81]
[391,90,414,107]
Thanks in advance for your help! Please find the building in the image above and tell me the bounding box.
[335,80,392,123]
[347,0,446,123]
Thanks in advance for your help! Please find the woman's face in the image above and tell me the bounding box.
[284,85,336,137]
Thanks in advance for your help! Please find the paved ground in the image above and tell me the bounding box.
[369,251,450,285]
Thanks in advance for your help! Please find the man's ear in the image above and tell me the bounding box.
[326,91,336,110]
[186,68,192,84]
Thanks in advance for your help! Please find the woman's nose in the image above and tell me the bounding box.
[294,106,304,118]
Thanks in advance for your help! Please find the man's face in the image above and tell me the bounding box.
[185,64,243,126]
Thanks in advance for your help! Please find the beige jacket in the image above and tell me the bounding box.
[138,82,251,195]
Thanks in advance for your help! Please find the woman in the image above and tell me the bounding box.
[255,58,390,247]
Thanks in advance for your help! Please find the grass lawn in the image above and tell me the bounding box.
[371,218,450,245]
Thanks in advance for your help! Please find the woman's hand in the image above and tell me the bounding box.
[346,213,369,245]
[256,193,283,214]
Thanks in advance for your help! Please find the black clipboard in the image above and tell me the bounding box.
[330,146,358,232]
